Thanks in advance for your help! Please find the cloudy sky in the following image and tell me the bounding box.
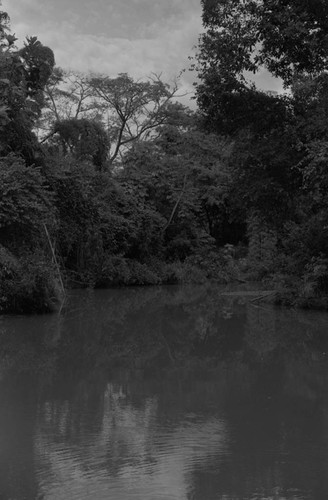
[2,0,283,106]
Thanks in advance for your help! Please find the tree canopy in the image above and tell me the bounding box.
[0,11,55,164]
[199,0,328,85]
[195,0,328,135]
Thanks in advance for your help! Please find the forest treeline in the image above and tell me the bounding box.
[1,1,328,313]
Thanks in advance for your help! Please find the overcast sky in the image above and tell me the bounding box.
[2,0,283,106]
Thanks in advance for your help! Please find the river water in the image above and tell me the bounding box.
[1,284,328,500]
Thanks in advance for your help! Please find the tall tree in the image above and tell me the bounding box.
[198,0,328,86]
[40,72,185,166]
[50,118,110,170]
[0,11,54,164]
[120,115,236,257]
[37,68,101,138]
[89,73,182,164]
[195,0,328,136]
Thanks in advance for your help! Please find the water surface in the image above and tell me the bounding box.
[1,284,328,499]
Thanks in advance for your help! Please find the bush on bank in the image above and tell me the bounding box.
[0,250,62,314]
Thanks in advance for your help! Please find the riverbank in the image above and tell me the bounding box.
[0,248,241,314]
[2,244,328,314]
[274,286,328,310]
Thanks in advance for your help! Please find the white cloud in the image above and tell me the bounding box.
[3,0,201,82]
[2,0,283,106]
[3,0,201,104]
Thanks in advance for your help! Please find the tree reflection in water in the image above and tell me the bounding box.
[35,379,228,499]
[0,284,328,499]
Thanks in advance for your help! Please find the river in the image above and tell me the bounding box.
[0,284,328,500]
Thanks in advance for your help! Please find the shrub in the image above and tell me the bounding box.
[0,155,54,250]
[185,247,239,283]
[0,251,62,313]
[126,260,161,285]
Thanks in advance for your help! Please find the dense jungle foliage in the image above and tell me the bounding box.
[1,1,328,313]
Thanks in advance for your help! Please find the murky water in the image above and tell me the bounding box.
[1,284,328,499]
